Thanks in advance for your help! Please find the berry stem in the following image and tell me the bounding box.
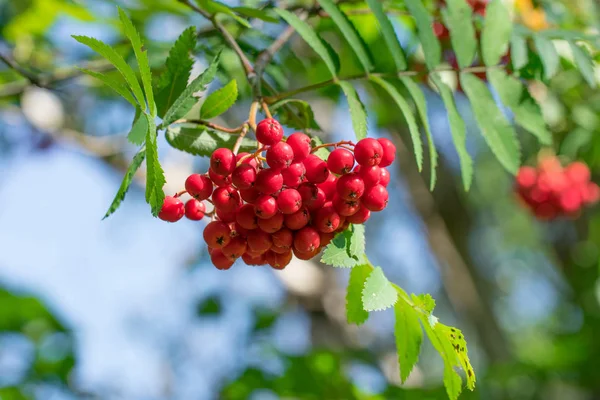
[174,190,187,198]
[248,101,259,131]
[310,140,355,153]
[171,118,245,134]
[235,145,266,166]
[261,101,273,119]
[232,124,250,155]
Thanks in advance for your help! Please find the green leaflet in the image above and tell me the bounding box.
[103,148,145,219]
[348,224,365,259]
[144,118,166,217]
[77,68,137,107]
[316,0,373,72]
[196,0,252,28]
[430,74,473,190]
[442,324,476,390]
[481,0,512,66]
[320,229,361,268]
[442,0,476,69]
[200,79,238,119]
[72,35,145,106]
[231,7,278,23]
[155,27,196,118]
[275,9,339,77]
[404,0,441,70]
[118,7,155,116]
[128,110,149,145]
[487,69,552,145]
[460,72,521,174]
[534,35,559,79]
[370,77,423,171]
[569,41,597,87]
[362,267,397,312]
[166,127,257,156]
[411,293,436,314]
[162,51,221,126]
[366,0,406,71]
[346,264,371,325]
[394,299,423,382]
[338,81,368,140]
[271,99,320,130]
[511,34,529,71]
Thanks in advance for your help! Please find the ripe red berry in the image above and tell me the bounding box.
[209,168,232,187]
[362,184,389,211]
[432,21,449,39]
[236,203,259,230]
[255,169,283,194]
[286,132,312,162]
[230,222,249,238]
[265,250,293,270]
[516,166,537,189]
[583,183,600,204]
[247,229,272,253]
[211,249,235,270]
[239,187,260,203]
[294,226,321,253]
[565,161,591,184]
[356,165,381,187]
[242,252,266,266]
[254,195,278,219]
[337,173,365,200]
[236,152,259,169]
[212,186,241,212]
[270,243,289,254]
[277,188,302,214]
[203,221,231,248]
[317,173,337,200]
[379,168,390,187]
[332,195,360,217]
[185,174,213,200]
[377,138,396,167]
[266,142,294,171]
[256,118,283,145]
[257,212,284,233]
[319,231,335,247]
[314,204,341,233]
[216,208,237,223]
[284,207,310,230]
[222,237,248,260]
[354,138,383,166]
[184,199,206,221]
[327,148,355,175]
[346,204,371,224]
[304,155,330,184]
[158,196,185,222]
[210,148,236,176]
[272,228,293,249]
[231,164,256,190]
[293,246,320,261]
[282,162,306,187]
[298,183,326,211]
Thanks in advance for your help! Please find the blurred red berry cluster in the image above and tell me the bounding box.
[158,118,396,270]
[516,155,599,220]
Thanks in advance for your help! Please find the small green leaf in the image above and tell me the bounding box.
[232,7,278,23]
[197,0,252,28]
[405,0,441,70]
[481,0,512,66]
[338,81,368,141]
[362,267,398,312]
[511,34,529,70]
[348,224,365,259]
[346,264,371,325]
[144,119,165,217]
[162,51,221,126]
[534,35,559,79]
[442,0,476,69]
[460,72,521,174]
[200,80,238,119]
[411,293,436,314]
[275,9,339,77]
[317,0,373,72]
[320,230,359,268]
[166,127,257,156]
[365,0,406,71]
[442,324,476,390]
[271,99,320,130]
[431,74,473,190]
[103,148,145,219]
[77,68,137,107]
[569,42,597,87]
[370,76,422,171]
[128,110,149,145]
[394,299,423,382]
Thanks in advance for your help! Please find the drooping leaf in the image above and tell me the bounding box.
[487,69,552,145]
[441,324,476,390]
[200,79,238,119]
[338,81,368,141]
[321,229,360,268]
[103,148,145,219]
[128,110,149,145]
[144,119,165,217]
[431,74,473,190]
[72,35,145,106]
[232,7,278,23]
[394,299,423,382]
[569,41,597,87]
[534,35,559,80]
[481,0,512,66]
[77,68,137,107]
[365,0,406,71]
[196,0,252,28]
[370,77,423,172]
[460,72,521,174]
[404,0,441,70]
[275,9,339,77]
[442,0,476,69]
[510,34,529,70]
[118,7,155,115]
[162,51,221,126]
[362,267,398,312]
[348,224,365,259]
[316,0,373,72]
[346,264,371,325]
[155,27,196,118]
[166,127,257,156]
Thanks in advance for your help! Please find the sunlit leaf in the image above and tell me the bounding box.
[366,0,406,71]
[103,148,145,219]
[338,81,367,140]
[394,299,422,382]
[405,0,441,70]
[534,35,559,79]
[510,34,529,70]
[346,264,371,325]
[166,127,257,156]
[362,267,397,311]
[442,0,476,69]
[481,0,512,66]
[128,110,149,145]
[569,41,597,87]
[77,68,137,107]
[145,119,165,216]
[200,79,238,119]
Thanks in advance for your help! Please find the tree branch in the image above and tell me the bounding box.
[0,51,43,86]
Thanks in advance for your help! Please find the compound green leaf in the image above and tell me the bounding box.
[405,0,441,70]
[569,41,597,87]
[338,81,368,140]
[394,299,423,382]
[346,264,371,325]
[166,127,257,156]
[144,118,165,217]
[200,79,238,119]
[362,267,397,312]
[77,68,137,107]
[534,35,559,79]
[366,0,406,71]
[442,0,476,69]
[103,148,145,219]
[481,0,512,66]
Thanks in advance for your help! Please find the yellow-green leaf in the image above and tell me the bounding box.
[200,80,238,119]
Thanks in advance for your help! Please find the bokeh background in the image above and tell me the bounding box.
[1,0,600,399]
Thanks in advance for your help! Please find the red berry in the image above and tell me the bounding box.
[230,222,249,238]
[231,164,256,190]
[242,252,266,266]
[282,162,306,187]
[236,152,259,169]
[247,230,272,253]
[266,250,293,270]
[317,173,338,200]
[356,165,381,187]
[239,187,260,203]
[158,196,185,222]
[277,188,303,214]
[213,186,241,212]
[377,138,396,167]
[516,166,537,189]
[332,195,360,216]
[256,118,283,145]
[319,231,335,247]
[298,183,326,211]
[211,249,234,270]
[209,168,232,187]
[354,138,383,166]
[203,221,231,248]
[294,226,321,253]
[272,228,293,249]
[216,208,237,223]
[337,173,365,200]
[266,142,294,171]
[362,184,389,211]
[346,204,370,224]
[293,246,320,261]
[284,207,310,230]
[582,183,600,205]
[184,199,206,221]
[236,203,259,230]
[379,168,390,187]
[254,195,278,219]
[327,148,355,175]
[304,155,330,184]
[314,204,341,233]
[270,243,289,254]
[565,161,591,184]
[258,212,284,233]
[185,174,213,200]
[210,148,236,176]
[255,169,283,194]
[286,132,312,162]
[222,237,248,260]
[432,21,449,39]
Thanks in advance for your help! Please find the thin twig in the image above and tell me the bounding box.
[171,118,245,133]
[232,124,250,155]
[0,51,42,86]
[248,101,259,130]
[261,101,272,119]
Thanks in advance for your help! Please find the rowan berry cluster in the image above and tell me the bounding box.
[158,118,396,270]
[516,155,599,220]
